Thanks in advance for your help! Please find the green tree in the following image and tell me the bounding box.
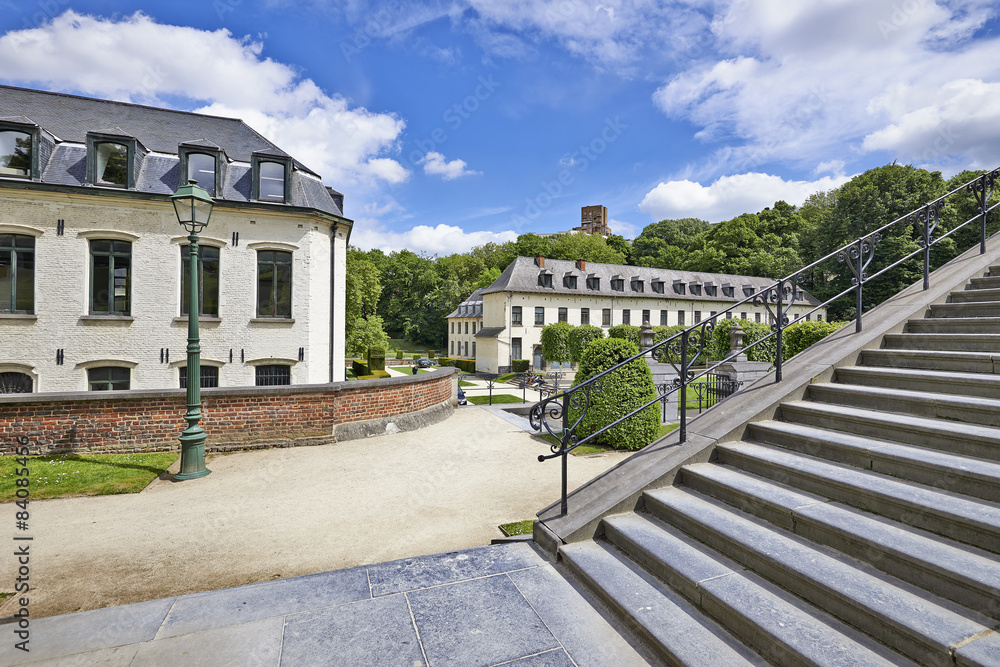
[345,249,387,357]
[568,324,604,363]
[548,232,626,264]
[540,321,573,365]
[630,218,709,268]
[606,233,631,258]
[346,315,389,358]
[570,338,659,450]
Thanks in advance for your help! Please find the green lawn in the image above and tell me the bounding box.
[499,519,533,536]
[0,452,179,501]
[467,394,526,405]
[459,380,477,387]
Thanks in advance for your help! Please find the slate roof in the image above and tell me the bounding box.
[475,326,505,338]
[0,85,347,219]
[480,257,822,306]
[445,288,485,319]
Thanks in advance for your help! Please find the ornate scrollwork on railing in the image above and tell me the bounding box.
[753,275,804,330]
[654,320,714,377]
[909,201,943,248]
[968,169,998,211]
[837,231,881,285]
[531,379,601,461]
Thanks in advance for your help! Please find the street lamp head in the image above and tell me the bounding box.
[172,179,214,234]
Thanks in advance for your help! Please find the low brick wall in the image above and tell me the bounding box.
[0,368,457,455]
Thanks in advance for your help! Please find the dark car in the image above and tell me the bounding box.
[415,358,434,368]
[457,387,468,406]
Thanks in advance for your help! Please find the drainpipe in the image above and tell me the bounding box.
[329,224,337,383]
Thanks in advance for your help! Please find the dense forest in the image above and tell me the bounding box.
[345,164,998,354]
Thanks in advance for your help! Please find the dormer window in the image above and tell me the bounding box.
[187,153,217,196]
[611,277,624,292]
[86,132,137,189]
[689,282,702,296]
[722,284,735,297]
[742,284,755,297]
[0,130,31,178]
[586,275,600,290]
[630,278,643,293]
[539,270,553,288]
[564,274,577,289]
[651,280,664,294]
[673,280,685,295]
[252,153,292,203]
[705,283,717,296]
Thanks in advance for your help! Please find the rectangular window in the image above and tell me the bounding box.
[450,341,454,355]
[622,309,630,325]
[95,142,129,187]
[512,306,522,326]
[255,364,290,386]
[0,130,32,178]
[631,280,643,293]
[534,307,545,325]
[181,245,220,317]
[472,342,476,357]
[0,234,34,313]
[564,275,577,289]
[259,161,286,202]
[90,240,131,315]
[677,310,685,326]
[464,341,468,357]
[611,278,624,292]
[726,312,732,319]
[660,310,668,326]
[756,312,762,323]
[465,322,469,334]
[741,312,747,320]
[472,322,476,334]
[511,337,522,361]
[586,276,600,290]
[256,250,292,318]
[652,281,664,294]
[558,307,567,323]
[580,308,589,326]
[818,314,824,321]
[602,308,611,326]
[673,282,685,295]
[451,322,454,333]
[694,310,701,323]
[642,309,650,325]
[710,311,717,318]
[539,273,553,288]
[88,366,129,391]
[179,365,219,389]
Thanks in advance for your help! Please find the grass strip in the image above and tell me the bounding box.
[0,452,179,501]
[467,394,526,405]
[499,519,534,536]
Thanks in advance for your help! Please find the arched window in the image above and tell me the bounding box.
[0,372,32,393]
[0,130,31,177]
[187,153,217,196]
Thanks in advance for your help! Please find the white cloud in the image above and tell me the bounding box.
[654,0,1000,173]
[350,222,518,255]
[638,172,852,223]
[607,217,638,239]
[418,151,480,180]
[0,10,409,189]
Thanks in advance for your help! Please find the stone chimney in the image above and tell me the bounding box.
[535,255,545,268]
[576,259,586,271]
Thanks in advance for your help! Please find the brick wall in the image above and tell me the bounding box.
[0,368,456,455]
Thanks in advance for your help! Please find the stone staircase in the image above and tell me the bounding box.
[556,265,1000,666]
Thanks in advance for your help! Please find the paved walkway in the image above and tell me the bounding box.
[0,407,630,621]
[1,542,650,666]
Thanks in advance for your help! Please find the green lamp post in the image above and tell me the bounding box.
[171,179,213,480]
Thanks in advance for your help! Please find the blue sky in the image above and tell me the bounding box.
[1,1,998,254]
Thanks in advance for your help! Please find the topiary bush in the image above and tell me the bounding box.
[428,349,436,359]
[569,337,659,451]
[569,325,604,363]
[352,359,369,377]
[395,349,404,360]
[367,345,386,372]
[540,322,573,366]
[512,359,530,373]
[358,370,391,380]
[710,318,776,364]
[607,324,641,348]
[784,319,846,359]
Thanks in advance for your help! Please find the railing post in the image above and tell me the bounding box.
[678,330,688,442]
[855,239,864,333]
[775,283,784,383]
[560,386,570,516]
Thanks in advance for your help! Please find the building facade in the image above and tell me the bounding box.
[0,86,352,393]
[455,256,827,373]
[445,288,484,360]
[574,205,611,236]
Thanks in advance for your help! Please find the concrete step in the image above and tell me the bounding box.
[642,487,1000,667]
[859,348,997,373]
[929,301,1000,318]
[778,400,1000,462]
[948,287,1000,303]
[881,332,1000,353]
[714,441,1000,553]
[835,366,1000,401]
[677,462,1000,617]
[558,539,770,667]
[988,265,1000,277]
[968,275,1000,290]
[807,382,1000,428]
[745,419,1000,502]
[595,513,906,667]
[905,316,1000,334]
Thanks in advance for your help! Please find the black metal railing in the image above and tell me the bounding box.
[532,168,1000,515]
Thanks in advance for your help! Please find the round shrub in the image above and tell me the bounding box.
[568,325,604,363]
[540,322,573,365]
[607,324,640,348]
[569,337,659,451]
[784,319,845,359]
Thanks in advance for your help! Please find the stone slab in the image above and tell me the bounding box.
[280,594,425,667]
[132,616,283,666]
[159,566,371,639]
[506,649,577,666]
[407,574,559,667]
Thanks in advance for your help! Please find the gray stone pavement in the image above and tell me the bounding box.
[1,542,650,666]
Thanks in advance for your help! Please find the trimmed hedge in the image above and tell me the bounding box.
[607,324,641,348]
[367,345,386,372]
[512,359,530,373]
[569,338,659,451]
[784,319,846,358]
[568,325,604,363]
[357,370,391,380]
[428,349,436,359]
[395,350,404,360]
[351,359,369,377]
[540,322,573,366]
[438,357,476,373]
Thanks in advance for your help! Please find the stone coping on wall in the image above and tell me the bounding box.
[0,366,459,405]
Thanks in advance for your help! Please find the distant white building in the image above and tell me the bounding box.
[450,256,827,373]
[0,85,352,393]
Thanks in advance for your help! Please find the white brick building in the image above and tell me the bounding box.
[0,86,352,393]
[453,256,827,373]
